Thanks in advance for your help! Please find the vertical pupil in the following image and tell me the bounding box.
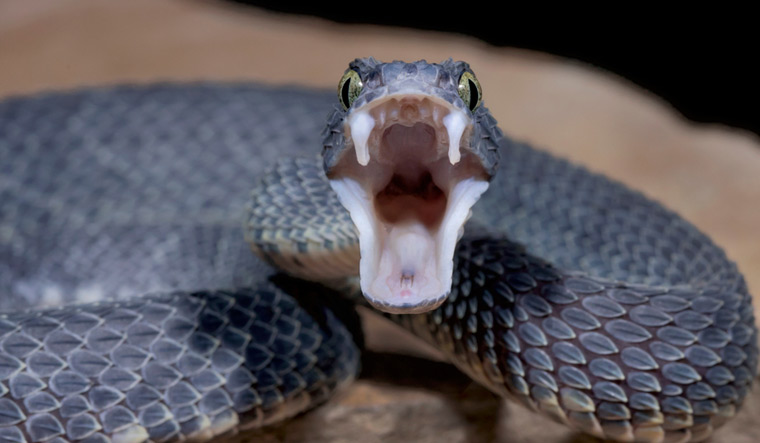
[467,79,478,110]
[341,79,352,108]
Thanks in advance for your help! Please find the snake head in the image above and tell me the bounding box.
[322,58,503,314]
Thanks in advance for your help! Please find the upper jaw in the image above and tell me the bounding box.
[345,93,471,168]
[327,92,490,314]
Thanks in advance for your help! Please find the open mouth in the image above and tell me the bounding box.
[327,94,490,314]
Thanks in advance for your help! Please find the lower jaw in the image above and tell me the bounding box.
[363,291,449,314]
[330,175,489,314]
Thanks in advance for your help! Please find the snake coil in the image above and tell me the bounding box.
[1,60,757,443]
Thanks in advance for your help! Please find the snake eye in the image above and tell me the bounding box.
[338,69,363,110]
[457,71,482,112]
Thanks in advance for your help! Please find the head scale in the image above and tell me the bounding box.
[323,58,502,176]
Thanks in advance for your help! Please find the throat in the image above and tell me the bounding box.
[375,171,446,227]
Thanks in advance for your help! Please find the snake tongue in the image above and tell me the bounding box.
[379,221,436,298]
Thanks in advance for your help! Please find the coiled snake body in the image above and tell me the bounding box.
[0,59,757,442]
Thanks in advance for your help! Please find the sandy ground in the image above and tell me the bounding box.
[1,1,758,441]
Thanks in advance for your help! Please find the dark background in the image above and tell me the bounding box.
[230,2,758,136]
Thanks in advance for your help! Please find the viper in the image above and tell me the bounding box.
[0,58,755,443]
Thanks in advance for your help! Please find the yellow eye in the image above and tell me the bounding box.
[338,69,363,110]
[457,71,482,111]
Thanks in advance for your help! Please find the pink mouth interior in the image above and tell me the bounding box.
[328,97,489,313]
[374,124,448,230]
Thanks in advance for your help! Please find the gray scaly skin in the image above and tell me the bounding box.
[249,58,759,442]
[0,59,756,442]
[0,288,359,442]
[0,86,362,442]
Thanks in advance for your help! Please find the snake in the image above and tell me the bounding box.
[0,58,756,443]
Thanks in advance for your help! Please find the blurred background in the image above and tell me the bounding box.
[1,1,758,441]
[232,1,758,135]
[2,1,756,134]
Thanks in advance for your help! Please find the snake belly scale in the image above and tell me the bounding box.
[1,59,758,443]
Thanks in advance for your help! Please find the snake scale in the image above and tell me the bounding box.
[0,59,757,443]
